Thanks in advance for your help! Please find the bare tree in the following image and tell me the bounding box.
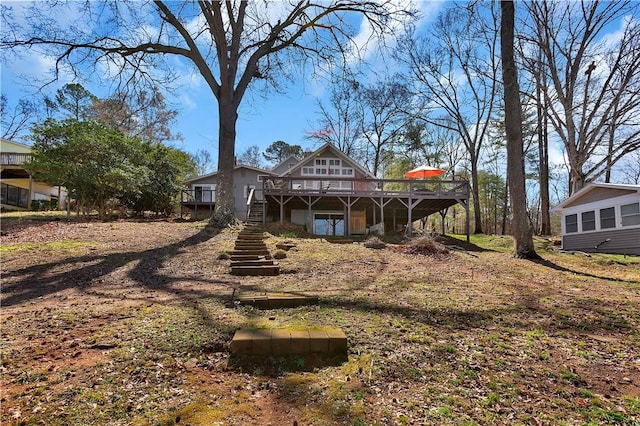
[524,0,640,194]
[359,78,411,176]
[2,1,406,215]
[90,88,182,145]
[0,95,39,141]
[620,150,640,185]
[191,148,215,176]
[501,0,538,259]
[237,144,265,169]
[307,76,364,159]
[400,1,501,233]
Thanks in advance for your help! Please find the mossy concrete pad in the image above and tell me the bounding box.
[230,328,347,356]
[238,292,319,309]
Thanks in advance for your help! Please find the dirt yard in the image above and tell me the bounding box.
[1,215,639,425]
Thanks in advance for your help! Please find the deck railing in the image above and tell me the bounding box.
[1,152,32,166]
[263,177,469,199]
[180,189,216,203]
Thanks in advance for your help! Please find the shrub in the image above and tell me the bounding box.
[209,209,236,229]
[273,250,287,259]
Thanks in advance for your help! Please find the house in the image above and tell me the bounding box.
[551,183,640,255]
[0,138,67,211]
[181,164,275,220]
[181,143,470,238]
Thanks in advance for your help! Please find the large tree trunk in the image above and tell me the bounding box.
[501,0,539,259]
[536,60,551,235]
[470,159,483,234]
[216,98,237,215]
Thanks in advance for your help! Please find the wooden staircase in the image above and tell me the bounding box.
[246,200,265,223]
[245,187,265,224]
[230,224,279,276]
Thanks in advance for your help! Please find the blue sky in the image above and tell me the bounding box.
[0,1,442,165]
[3,1,634,186]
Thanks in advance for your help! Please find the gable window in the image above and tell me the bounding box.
[581,211,596,231]
[565,214,578,233]
[600,207,616,229]
[302,167,314,175]
[621,202,640,226]
[315,159,327,166]
[341,168,353,176]
[329,159,341,166]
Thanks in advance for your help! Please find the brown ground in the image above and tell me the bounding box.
[1,216,639,425]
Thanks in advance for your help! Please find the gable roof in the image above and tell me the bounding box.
[1,138,32,152]
[271,154,302,175]
[279,142,373,178]
[183,164,274,184]
[551,183,640,212]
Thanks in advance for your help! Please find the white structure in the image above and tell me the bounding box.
[551,183,640,255]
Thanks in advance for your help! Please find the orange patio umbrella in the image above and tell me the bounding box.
[404,165,446,179]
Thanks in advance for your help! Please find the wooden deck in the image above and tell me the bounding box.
[262,177,470,239]
[180,178,470,239]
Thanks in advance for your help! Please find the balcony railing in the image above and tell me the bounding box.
[180,189,216,204]
[263,176,469,199]
[1,152,32,166]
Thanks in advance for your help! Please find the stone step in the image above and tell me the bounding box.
[230,254,271,261]
[236,234,264,240]
[238,292,319,309]
[230,328,347,356]
[231,249,270,256]
[230,265,280,276]
[230,260,276,267]
[234,242,267,248]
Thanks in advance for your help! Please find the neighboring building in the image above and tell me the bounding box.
[181,143,470,238]
[0,138,67,211]
[551,183,640,255]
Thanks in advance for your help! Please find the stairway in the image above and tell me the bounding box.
[246,200,265,223]
[230,224,280,276]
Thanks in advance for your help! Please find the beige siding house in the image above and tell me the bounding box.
[1,138,67,210]
[551,183,640,255]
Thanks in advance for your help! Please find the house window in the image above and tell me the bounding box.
[341,168,353,176]
[621,202,640,226]
[581,211,596,231]
[329,159,341,166]
[315,168,327,175]
[315,159,327,166]
[600,207,616,229]
[329,168,340,175]
[565,214,578,233]
[314,213,345,236]
[302,167,314,175]
[257,175,269,182]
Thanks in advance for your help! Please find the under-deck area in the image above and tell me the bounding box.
[261,177,470,239]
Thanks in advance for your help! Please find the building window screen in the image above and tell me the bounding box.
[581,211,595,231]
[565,214,578,233]
[621,202,640,226]
[0,183,29,208]
[599,207,616,229]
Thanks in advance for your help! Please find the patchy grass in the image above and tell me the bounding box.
[1,217,639,425]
